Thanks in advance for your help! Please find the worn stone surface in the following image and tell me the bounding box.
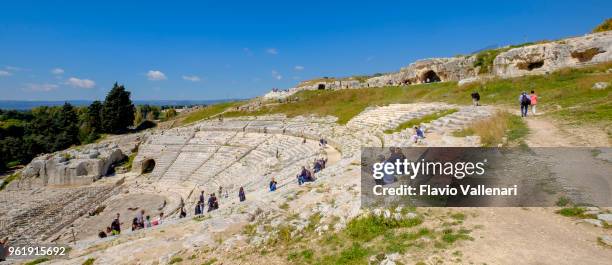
[19,143,128,187]
[493,32,612,78]
[289,31,612,93]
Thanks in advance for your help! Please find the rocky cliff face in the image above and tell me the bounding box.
[276,31,612,96]
[493,31,612,77]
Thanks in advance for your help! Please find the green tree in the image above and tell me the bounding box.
[88,100,103,133]
[101,83,135,134]
[53,103,79,150]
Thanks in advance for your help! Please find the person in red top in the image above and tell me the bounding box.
[530,90,538,115]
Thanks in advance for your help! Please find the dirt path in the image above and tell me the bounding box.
[524,115,609,147]
[457,207,612,265]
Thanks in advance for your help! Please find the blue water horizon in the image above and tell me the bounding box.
[0,99,243,110]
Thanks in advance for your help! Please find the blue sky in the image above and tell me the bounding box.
[0,0,610,101]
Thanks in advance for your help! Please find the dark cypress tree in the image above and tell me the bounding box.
[52,102,79,151]
[101,83,135,134]
[87,100,103,133]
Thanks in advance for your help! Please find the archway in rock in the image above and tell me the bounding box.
[317,84,326,90]
[421,70,441,83]
[141,159,156,174]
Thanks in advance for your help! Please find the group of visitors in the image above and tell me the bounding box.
[99,211,164,238]
[313,157,327,173]
[297,166,316,185]
[471,89,539,117]
[195,191,219,214]
[319,138,328,147]
[193,186,248,215]
[471,90,539,117]
[519,90,538,117]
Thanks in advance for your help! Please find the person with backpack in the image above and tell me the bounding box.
[519,91,531,117]
[530,90,538,115]
[471,91,481,106]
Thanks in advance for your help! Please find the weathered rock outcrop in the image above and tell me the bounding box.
[20,143,126,187]
[493,31,612,77]
[286,31,612,94]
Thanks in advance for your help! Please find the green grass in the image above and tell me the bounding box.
[0,172,20,191]
[556,207,586,217]
[168,256,183,264]
[82,258,95,265]
[24,258,50,265]
[453,111,528,147]
[345,214,423,242]
[179,101,243,125]
[440,228,473,244]
[506,113,529,143]
[556,196,571,207]
[220,62,612,129]
[384,109,458,134]
[202,258,218,265]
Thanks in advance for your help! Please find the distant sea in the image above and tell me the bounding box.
[0,99,242,110]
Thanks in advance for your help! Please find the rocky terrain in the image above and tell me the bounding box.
[1,100,610,265]
[265,31,612,100]
[1,28,611,265]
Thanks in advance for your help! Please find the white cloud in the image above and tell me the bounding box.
[51,68,64,75]
[147,70,167,81]
[266,48,278,55]
[182,75,201,82]
[5,66,24,71]
[0,70,11,77]
[294,65,304,71]
[271,70,282,80]
[243,47,253,56]
[24,83,58,92]
[66,77,95,88]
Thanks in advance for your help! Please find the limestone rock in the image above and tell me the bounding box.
[600,235,612,246]
[592,82,609,90]
[20,144,126,186]
[493,31,612,78]
[597,213,612,225]
[578,219,603,227]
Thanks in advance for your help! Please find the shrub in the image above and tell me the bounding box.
[82,258,95,265]
[593,17,612,33]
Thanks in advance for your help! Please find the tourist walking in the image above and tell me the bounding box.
[519,92,531,117]
[239,187,246,202]
[471,91,481,106]
[530,90,538,115]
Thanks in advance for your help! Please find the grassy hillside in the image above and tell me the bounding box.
[178,101,243,125]
[223,63,611,128]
